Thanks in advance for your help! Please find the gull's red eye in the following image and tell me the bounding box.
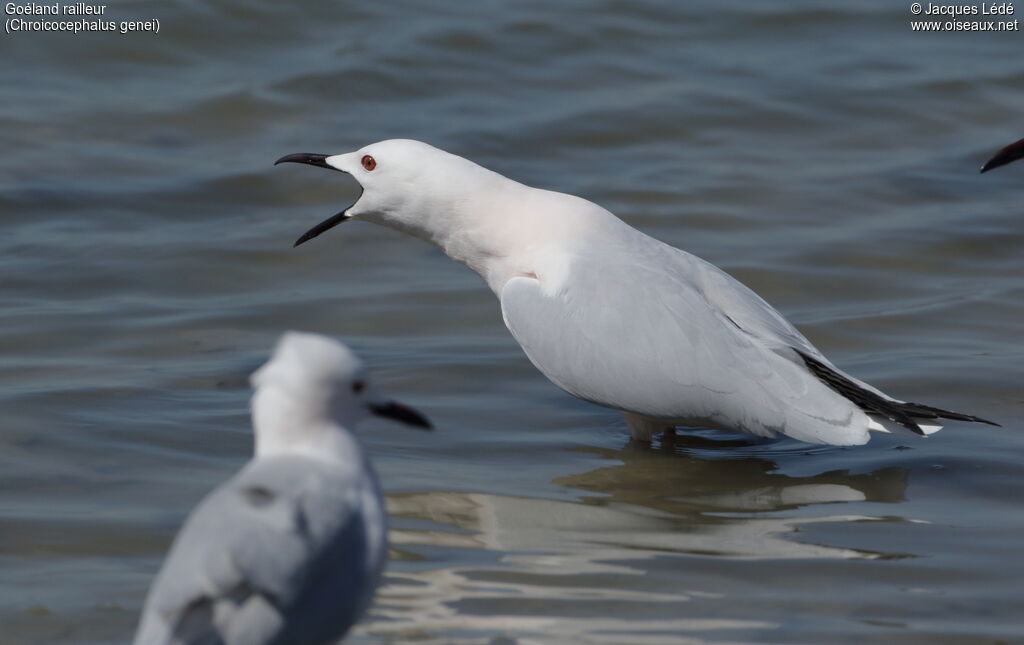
[361,155,376,171]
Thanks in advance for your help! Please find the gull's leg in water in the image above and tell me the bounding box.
[621,411,676,442]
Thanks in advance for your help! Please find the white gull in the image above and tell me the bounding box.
[133,331,431,645]
[277,140,996,445]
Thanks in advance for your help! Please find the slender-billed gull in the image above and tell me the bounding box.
[981,136,1024,173]
[133,331,431,645]
[276,140,996,445]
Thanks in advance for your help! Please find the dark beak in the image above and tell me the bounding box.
[981,137,1024,173]
[275,152,338,170]
[275,152,360,247]
[370,401,433,430]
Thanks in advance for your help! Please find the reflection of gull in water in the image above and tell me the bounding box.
[556,437,909,518]
[390,492,880,566]
[354,445,914,643]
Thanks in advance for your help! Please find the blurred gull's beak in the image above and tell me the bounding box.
[370,401,433,430]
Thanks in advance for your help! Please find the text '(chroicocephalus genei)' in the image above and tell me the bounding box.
[276,140,997,446]
[981,136,1024,173]
[133,331,431,645]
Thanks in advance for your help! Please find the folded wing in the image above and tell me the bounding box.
[133,457,378,645]
[500,255,875,445]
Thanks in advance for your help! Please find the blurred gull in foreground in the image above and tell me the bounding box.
[133,332,431,645]
[981,136,1024,173]
[277,140,997,445]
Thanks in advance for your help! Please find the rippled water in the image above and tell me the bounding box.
[3,1,1022,643]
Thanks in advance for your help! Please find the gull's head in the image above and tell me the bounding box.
[276,139,490,246]
[250,332,431,454]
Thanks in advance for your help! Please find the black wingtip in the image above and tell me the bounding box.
[794,350,998,435]
[901,402,1001,428]
[980,137,1024,174]
[796,351,926,435]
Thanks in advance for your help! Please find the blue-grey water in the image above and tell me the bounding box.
[2,1,1022,643]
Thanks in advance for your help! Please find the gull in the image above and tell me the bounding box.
[275,140,996,445]
[133,331,431,645]
[981,136,1024,173]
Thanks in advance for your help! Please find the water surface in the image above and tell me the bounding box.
[2,1,1022,643]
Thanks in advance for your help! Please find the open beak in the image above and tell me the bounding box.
[275,152,362,247]
[981,137,1024,173]
[369,400,433,430]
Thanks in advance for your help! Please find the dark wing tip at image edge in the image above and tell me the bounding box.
[980,137,1024,173]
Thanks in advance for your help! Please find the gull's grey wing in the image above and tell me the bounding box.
[500,254,874,445]
[688,255,825,358]
[133,456,384,645]
[690,255,1000,431]
[683,252,890,389]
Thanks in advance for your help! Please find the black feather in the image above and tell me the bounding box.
[795,350,1000,434]
[981,136,1024,173]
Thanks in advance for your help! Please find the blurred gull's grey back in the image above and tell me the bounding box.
[133,332,431,645]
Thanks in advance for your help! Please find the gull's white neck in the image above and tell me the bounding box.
[251,387,365,464]
[376,164,625,295]
[431,177,541,294]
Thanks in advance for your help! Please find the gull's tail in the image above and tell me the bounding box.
[795,350,1000,436]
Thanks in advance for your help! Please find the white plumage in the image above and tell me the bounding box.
[133,332,430,645]
[277,140,995,445]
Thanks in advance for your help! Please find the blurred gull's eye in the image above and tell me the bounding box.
[352,380,367,394]
[361,155,376,171]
